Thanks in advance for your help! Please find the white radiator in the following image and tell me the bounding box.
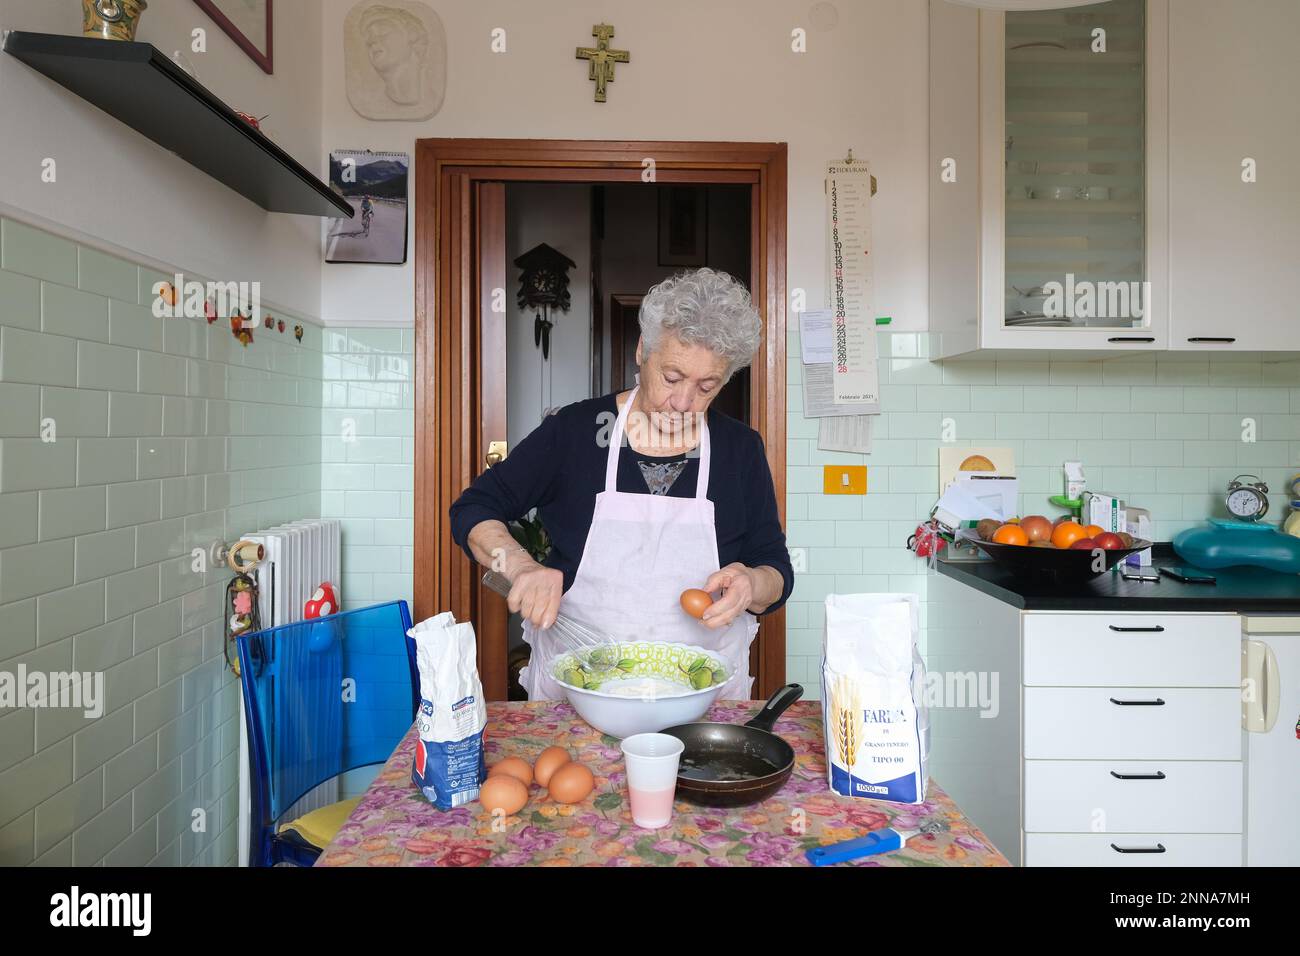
[236,519,342,866]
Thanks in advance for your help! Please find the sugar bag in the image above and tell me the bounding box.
[407,612,487,809]
[822,593,929,804]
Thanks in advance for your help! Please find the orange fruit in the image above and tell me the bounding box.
[1083,524,1105,539]
[1051,521,1087,549]
[992,524,1029,546]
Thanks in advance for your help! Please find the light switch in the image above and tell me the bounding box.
[823,465,867,495]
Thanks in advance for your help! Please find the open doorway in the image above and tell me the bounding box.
[500,181,753,697]
[413,139,787,702]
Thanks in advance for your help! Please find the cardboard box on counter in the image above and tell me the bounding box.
[1084,492,1125,534]
[1125,506,1153,567]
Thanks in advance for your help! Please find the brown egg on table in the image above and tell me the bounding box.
[479,774,529,816]
[680,588,713,619]
[488,756,533,787]
[533,746,571,788]
[547,761,594,804]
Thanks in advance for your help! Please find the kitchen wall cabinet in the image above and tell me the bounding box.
[1167,0,1300,352]
[928,572,1245,867]
[930,0,1170,358]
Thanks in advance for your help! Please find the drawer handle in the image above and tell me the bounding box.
[1108,624,1165,632]
[1186,337,1236,344]
[1109,697,1166,706]
[1110,770,1166,780]
[1107,336,1155,343]
[1111,843,1167,854]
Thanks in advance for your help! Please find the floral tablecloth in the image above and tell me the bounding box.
[315,700,1010,867]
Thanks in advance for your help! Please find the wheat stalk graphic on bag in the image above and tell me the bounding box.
[831,673,862,790]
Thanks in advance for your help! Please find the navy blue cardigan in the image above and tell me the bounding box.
[449,394,793,614]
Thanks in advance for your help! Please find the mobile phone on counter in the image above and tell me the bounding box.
[1159,566,1217,585]
[1119,564,1160,582]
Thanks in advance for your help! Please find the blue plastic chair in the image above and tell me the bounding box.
[236,600,418,867]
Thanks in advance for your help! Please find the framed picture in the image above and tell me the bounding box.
[194,0,273,74]
[657,186,708,266]
[325,150,409,265]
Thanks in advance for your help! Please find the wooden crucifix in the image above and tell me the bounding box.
[576,23,629,103]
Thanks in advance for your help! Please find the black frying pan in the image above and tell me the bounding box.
[661,684,803,808]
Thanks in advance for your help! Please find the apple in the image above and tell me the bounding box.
[1070,538,1098,550]
[1094,532,1124,550]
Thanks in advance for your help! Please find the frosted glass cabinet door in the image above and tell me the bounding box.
[1168,0,1300,352]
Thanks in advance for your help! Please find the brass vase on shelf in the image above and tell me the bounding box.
[82,0,148,41]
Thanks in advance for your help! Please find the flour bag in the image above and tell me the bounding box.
[407,612,487,809]
[821,593,929,804]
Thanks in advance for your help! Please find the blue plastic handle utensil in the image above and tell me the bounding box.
[805,828,919,866]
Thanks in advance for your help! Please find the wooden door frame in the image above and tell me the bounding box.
[413,138,788,700]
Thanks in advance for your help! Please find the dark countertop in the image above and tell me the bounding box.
[936,544,1300,613]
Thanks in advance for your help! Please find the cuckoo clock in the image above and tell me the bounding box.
[514,243,575,361]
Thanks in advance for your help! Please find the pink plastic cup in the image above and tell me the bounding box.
[620,733,684,829]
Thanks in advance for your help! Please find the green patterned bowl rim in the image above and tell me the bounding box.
[551,640,731,699]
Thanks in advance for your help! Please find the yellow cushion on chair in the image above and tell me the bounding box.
[278,796,363,849]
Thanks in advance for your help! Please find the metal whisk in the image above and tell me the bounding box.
[481,570,620,657]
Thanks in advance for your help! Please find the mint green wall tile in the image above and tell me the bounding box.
[34,767,102,858]
[134,599,181,653]
[107,392,163,437]
[1101,359,1156,385]
[160,476,204,519]
[1077,440,1131,466]
[0,327,77,386]
[0,538,73,605]
[1236,387,1292,413]
[163,317,207,361]
[73,527,135,584]
[0,597,37,664]
[36,579,105,646]
[133,682,182,744]
[76,340,137,391]
[1156,361,1209,386]
[182,511,223,549]
[970,387,1022,412]
[138,351,187,396]
[70,795,133,868]
[1,220,77,286]
[0,491,38,549]
[1131,439,1183,466]
[106,565,160,622]
[41,386,108,437]
[1,438,76,492]
[184,437,225,475]
[1208,362,1262,387]
[42,283,109,343]
[77,438,137,484]
[1048,362,1103,385]
[102,649,157,715]
[108,300,164,352]
[0,710,35,778]
[0,269,41,331]
[1102,414,1156,440]
[347,328,404,353]
[137,438,185,480]
[38,486,106,541]
[158,555,201,602]
[185,359,226,399]
[161,397,204,436]
[135,518,185,567]
[78,248,138,303]
[137,268,172,307]
[0,738,73,834]
[1154,413,1208,440]
[0,382,39,436]
[104,740,158,808]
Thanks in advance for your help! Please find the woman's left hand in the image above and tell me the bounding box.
[698,563,757,630]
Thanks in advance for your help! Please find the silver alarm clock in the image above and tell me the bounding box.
[1225,474,1269,522]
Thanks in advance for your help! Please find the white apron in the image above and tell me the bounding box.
[519,387,759,701]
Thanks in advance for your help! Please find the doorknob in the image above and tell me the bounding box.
[485,440,508,467]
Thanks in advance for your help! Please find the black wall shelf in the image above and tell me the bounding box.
[3,31,352,219]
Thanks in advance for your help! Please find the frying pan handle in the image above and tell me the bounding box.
[745,684,803,733]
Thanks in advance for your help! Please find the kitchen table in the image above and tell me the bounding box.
[315,699,1009,867]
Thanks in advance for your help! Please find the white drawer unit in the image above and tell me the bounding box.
[1023,612,1239,687]
[1025,833,1243,867]
[1023,687,1241,761]
[1024,760,1243,834]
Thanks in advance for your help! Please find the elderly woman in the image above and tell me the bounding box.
[450,268,792,700]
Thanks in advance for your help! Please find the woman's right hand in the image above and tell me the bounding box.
[508,559,564,629]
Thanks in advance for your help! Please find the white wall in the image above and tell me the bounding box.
[318,0,929,329]
[0,0,324,317]
[504,183,591,449]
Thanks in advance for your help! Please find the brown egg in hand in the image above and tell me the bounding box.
[547,762,594,804]
[533,746,571,788]
[479,774,529,816]
[680,588,714,619]
[488,756,533,787]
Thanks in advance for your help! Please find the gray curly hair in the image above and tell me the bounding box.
[638,268,762,381]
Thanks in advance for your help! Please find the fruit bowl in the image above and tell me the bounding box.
[964,534,1152,579]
